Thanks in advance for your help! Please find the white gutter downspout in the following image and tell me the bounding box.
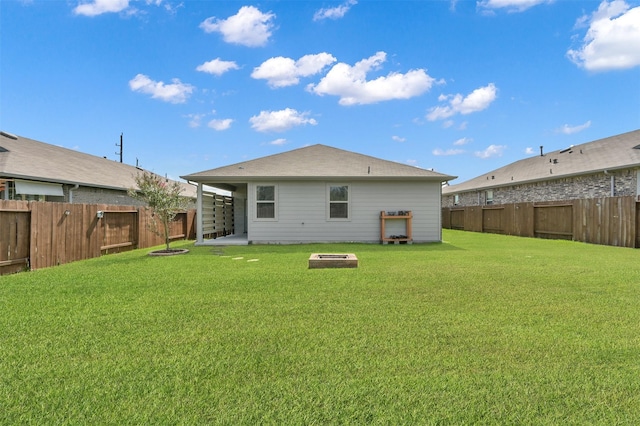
[604,170,614,197]
[68,184,79,203]
[610,175,615,196]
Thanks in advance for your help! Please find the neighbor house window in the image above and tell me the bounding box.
[486,190,494,205]
[0,180,12,200]
[256,185,276,219]
[328,185,350,219]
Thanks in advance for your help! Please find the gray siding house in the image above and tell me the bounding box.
[182,144,455,244]
[0,131,196,205]
[443,129,640,207]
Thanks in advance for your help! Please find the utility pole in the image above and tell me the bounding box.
[116,133,123,163]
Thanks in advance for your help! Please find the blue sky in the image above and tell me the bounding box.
[1,0,639,185]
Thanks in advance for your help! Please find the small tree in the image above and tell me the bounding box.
[129,172,190,251]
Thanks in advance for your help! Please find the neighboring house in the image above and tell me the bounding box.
[0,131,196,205]
[181,144,455,244]
[443,129,640,207]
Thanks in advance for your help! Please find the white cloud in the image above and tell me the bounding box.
[392,135,406,142]
[208,118,233,131]
[249,108,317,132]
[477,0,552,13]
[433,148,465,156]
[73,0,130,16]
[252,53,336,88]
[307,51,435,105]
[427,83,498,121]
[129,73,194,104]
[269,138,288,146]
[73,0,172,16]
[567,1,640,71]
[475,144,506,159]
[196,58,240,76]
[453,137,473,145]
[185,113,206,128]
[556,120,592,134]
[313,0,357,21]
[185,109,217,128]
[525,147,536,155]
[160,1,181,15]
[199,6,275,47]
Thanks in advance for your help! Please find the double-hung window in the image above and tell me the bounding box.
[256,185,276,219]
[328,185,350,220]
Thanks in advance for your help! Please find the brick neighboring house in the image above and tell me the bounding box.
[443,129,640,207]
[0,131,196,205]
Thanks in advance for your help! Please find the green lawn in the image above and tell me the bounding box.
[1,230,639,424]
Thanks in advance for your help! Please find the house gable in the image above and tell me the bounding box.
[444,129,640,195]
[0,132,196,202]
[183,144,454,244]
[443,129,640,206]
[182,144,455,183]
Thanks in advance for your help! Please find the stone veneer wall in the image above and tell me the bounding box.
[443,168,639,208]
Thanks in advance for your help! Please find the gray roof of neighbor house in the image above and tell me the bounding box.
[182,144,455,190]
[0,131,196,197]
[443,129,640,195]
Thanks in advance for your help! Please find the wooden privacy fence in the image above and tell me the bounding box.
[202,193,235,238]
[0,200,196,275]
[443,196,640,248]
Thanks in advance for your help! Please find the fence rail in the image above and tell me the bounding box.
[442,196,639,249]
[0,200,196,275]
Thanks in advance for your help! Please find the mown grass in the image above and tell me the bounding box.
[1,230,639,424]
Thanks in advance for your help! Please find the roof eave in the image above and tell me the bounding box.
[181,174,456,183]
[0,173,130,192]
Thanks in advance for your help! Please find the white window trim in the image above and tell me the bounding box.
[486,190,494,205]
[326,183,351,221]
[254,183,278,221]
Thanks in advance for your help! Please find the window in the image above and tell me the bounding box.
[486,190,494,205]
[454,194,460,205]
[256,185,276,219]
[328,185,349,219]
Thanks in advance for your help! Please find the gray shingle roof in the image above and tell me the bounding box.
[443,129,640,195]
[0,131,196,197]
[182,144,455,184]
